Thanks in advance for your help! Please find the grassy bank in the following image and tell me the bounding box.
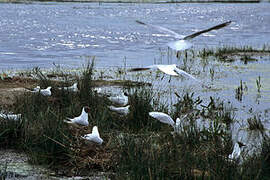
[0,58,270,179]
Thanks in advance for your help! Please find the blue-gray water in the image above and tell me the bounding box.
[0,2,269,69]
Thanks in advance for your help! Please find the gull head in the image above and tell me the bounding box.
[83,106,91,113]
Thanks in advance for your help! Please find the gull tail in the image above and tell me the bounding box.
[184,21,232,40]
[63,119,72,124]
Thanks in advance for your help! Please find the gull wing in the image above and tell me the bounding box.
[128,67,152,72]
[156,65,178,76]
[136,20,185,39]
[183,21,231,40]
[92,126,100,137]
[149,112,175,127]
[229,142,241,159]
[173,67,199,81]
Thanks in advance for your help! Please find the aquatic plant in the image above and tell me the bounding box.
[235,80,244,102]
[256,76,262,93]
[197,45,270,63]
[247,115,265,133]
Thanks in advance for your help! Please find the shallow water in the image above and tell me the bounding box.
[0,2,269,69]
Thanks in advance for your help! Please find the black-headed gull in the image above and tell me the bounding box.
[129,64,199,82]
[0,112,21,121]
[149,112,181,132]
[136,20,231,51]
[82,126,103,145]
[108,92,129,106]
[150,112,191,134]
[59,82,78,92]
[108,105,130,116]
[32,86,52,96]
[64,106,90,126]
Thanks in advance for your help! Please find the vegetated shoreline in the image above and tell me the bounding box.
[1,46,270,179]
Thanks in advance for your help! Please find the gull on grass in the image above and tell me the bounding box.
[64,106,90,126]
[0,112,22,121]
[82,126,103,145]
[58,82,78,92]
[31,86,52,96]
[149,112,181,133]
[136,20,231,51]
[108,105,130,116]
[108,92,129,106]
[33,86,40,91]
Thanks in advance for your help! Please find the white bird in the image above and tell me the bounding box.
[64,106,90,126]
[0,113,21,121]
[108,92,129,106]
[108,105,130,116]
[82,126,103,145]
[59,82,78,92]
[33,86,40,91]
[174,117,181,133]
[31,86,52,96]
[129,64,199,82]
[229,141,246,160]
[136,20,231,51]
[93,87,102,94]
[149,112,175,126]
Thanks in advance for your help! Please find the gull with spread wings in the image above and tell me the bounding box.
[128,64,210,88]
[129,64,197,80]
[136,20,231,52]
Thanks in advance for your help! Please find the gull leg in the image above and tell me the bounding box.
[168,76,172,83]
[176,51,181,59]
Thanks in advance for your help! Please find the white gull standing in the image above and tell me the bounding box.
[82,126,103,145]
[136,20,231,51]
[64,106,90,126]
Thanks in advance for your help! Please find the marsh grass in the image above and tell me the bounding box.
[125,87,166,133]
[247,115,265,132]
[0,59,269,178]
[259,136,270,179]
[0,117,21,148]
[115,93,243,179]
[198,45,270,63]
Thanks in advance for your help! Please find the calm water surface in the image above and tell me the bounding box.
[0,2,269,69]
